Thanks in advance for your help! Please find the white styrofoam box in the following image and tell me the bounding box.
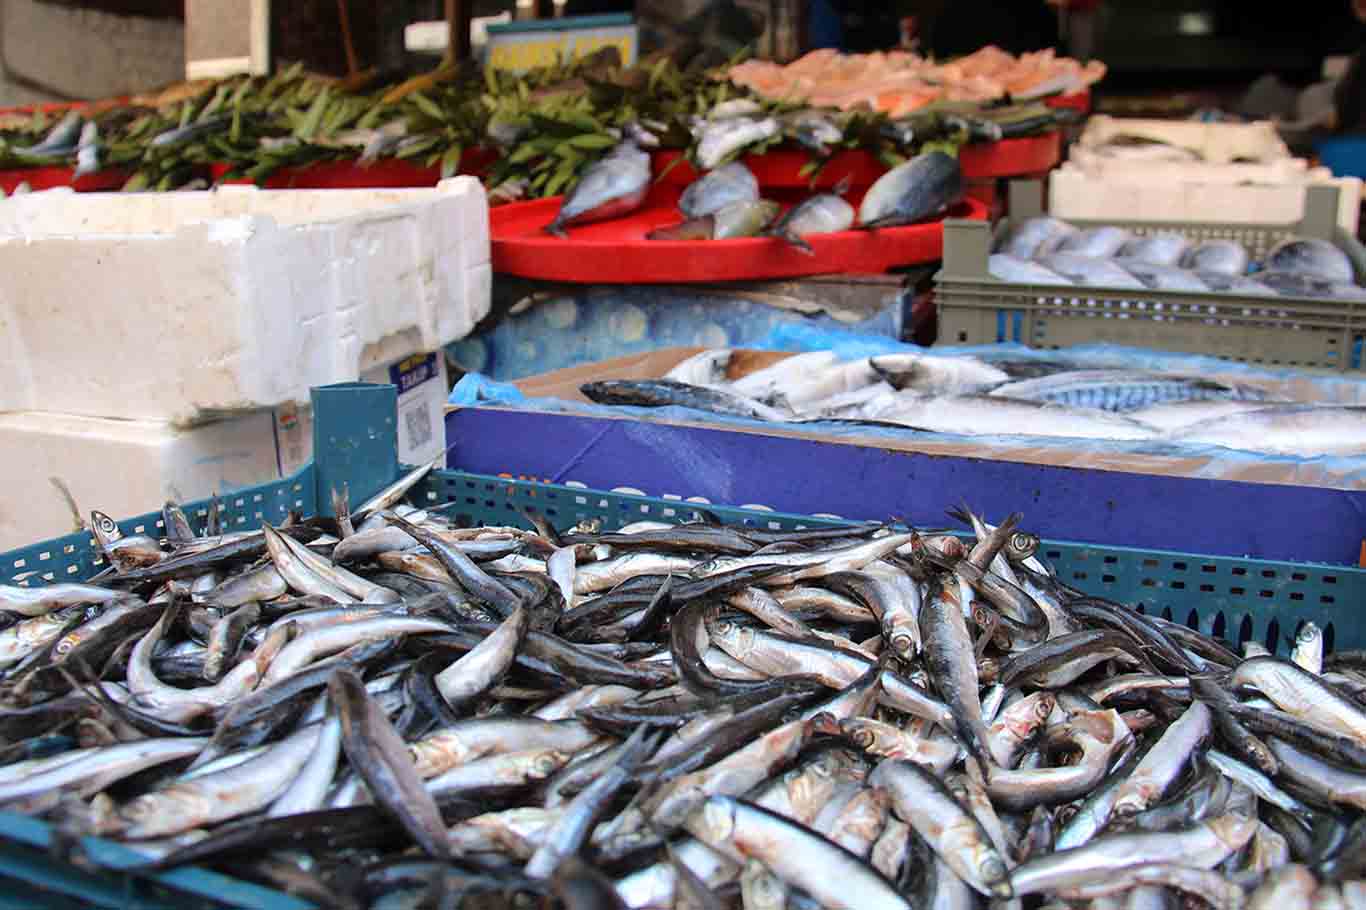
[361,350,451,468]
[0,177,490,425]
[0,408,307,552]
[1077,116,1291,164]
[1067,146,1318,183]
[1049,165,1362,234]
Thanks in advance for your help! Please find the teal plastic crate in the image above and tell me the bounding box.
[0,380,1363,904]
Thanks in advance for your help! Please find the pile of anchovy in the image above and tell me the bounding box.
[0,462,1362,910]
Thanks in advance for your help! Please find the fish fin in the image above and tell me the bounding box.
[49,477,84,533]
[777,229,815,255]
[832,175,852,196]
[543,220,569,238]
[945,503,974,527]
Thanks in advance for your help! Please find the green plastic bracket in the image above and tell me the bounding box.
[309,382,399,518]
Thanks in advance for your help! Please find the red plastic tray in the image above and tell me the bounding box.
[208,148,500,189]
[1046,90,1091,113]
[958,131,1062,178]
[653,148,886,191]
[0,166,128,193]
[653,130,1062,193]
[490,182,988,283]
[0,98,130,116]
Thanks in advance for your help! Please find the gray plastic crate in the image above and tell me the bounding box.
[935,180,1366,370]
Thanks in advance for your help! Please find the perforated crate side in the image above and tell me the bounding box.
[935,279,1363,370]
[0,812,313,909]
[0,474,314,588]
[411,471,1366,653]
[1041,541,1360,655]
[410,470,854,534]
[936,180,1366,371]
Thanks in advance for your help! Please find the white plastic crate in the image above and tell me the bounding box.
[0,177,490,424]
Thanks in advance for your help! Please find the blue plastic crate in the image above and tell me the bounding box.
[1,380,1364,903]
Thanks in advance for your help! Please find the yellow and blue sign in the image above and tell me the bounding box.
[485,13,637,73]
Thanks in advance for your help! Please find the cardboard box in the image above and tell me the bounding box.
[504,346,1366,491]
[363,350,450,468]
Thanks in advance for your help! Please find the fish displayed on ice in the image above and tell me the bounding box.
[1117,232,1189,267]
[1263,237,1355,284]
[1055,226,1132,258]
[987,369,1263,412]
[577,350,1366,459]
[995,216,1080,260]
[990,216,1363,302]
[1182,239,1251,277]
[1113,258,1209,292]
[1038,253,1148,290]
[1168,404,1366,457]
[1126,399,1284,432]
[1257,270,1366,301]
[988,254,1074,286]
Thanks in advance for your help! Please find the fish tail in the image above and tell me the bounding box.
[544,219,569,239]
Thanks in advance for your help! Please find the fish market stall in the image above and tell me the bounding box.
[11,21,1366,910]
[0,381,1361,907]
